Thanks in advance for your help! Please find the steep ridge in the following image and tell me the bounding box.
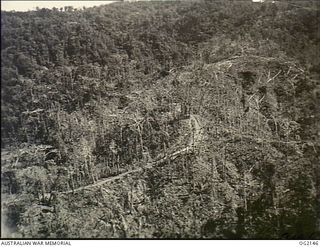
[1,0,319,239]
[50,114,203,195]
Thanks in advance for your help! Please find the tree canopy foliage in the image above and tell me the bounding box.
[1,0,319,239]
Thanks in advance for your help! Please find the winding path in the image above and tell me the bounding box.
[49,114,202,196]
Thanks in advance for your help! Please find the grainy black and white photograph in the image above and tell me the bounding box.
[1,0,319,240]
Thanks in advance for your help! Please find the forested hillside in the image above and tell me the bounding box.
[1,0,319,239]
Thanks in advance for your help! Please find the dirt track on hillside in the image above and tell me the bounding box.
[46,114,203,196]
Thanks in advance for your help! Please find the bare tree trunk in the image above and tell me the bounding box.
[243,172,247,212]
[89,155,96,183]
[211,157,217,202]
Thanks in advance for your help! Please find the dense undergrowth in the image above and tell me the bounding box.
[1,0,319,239]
